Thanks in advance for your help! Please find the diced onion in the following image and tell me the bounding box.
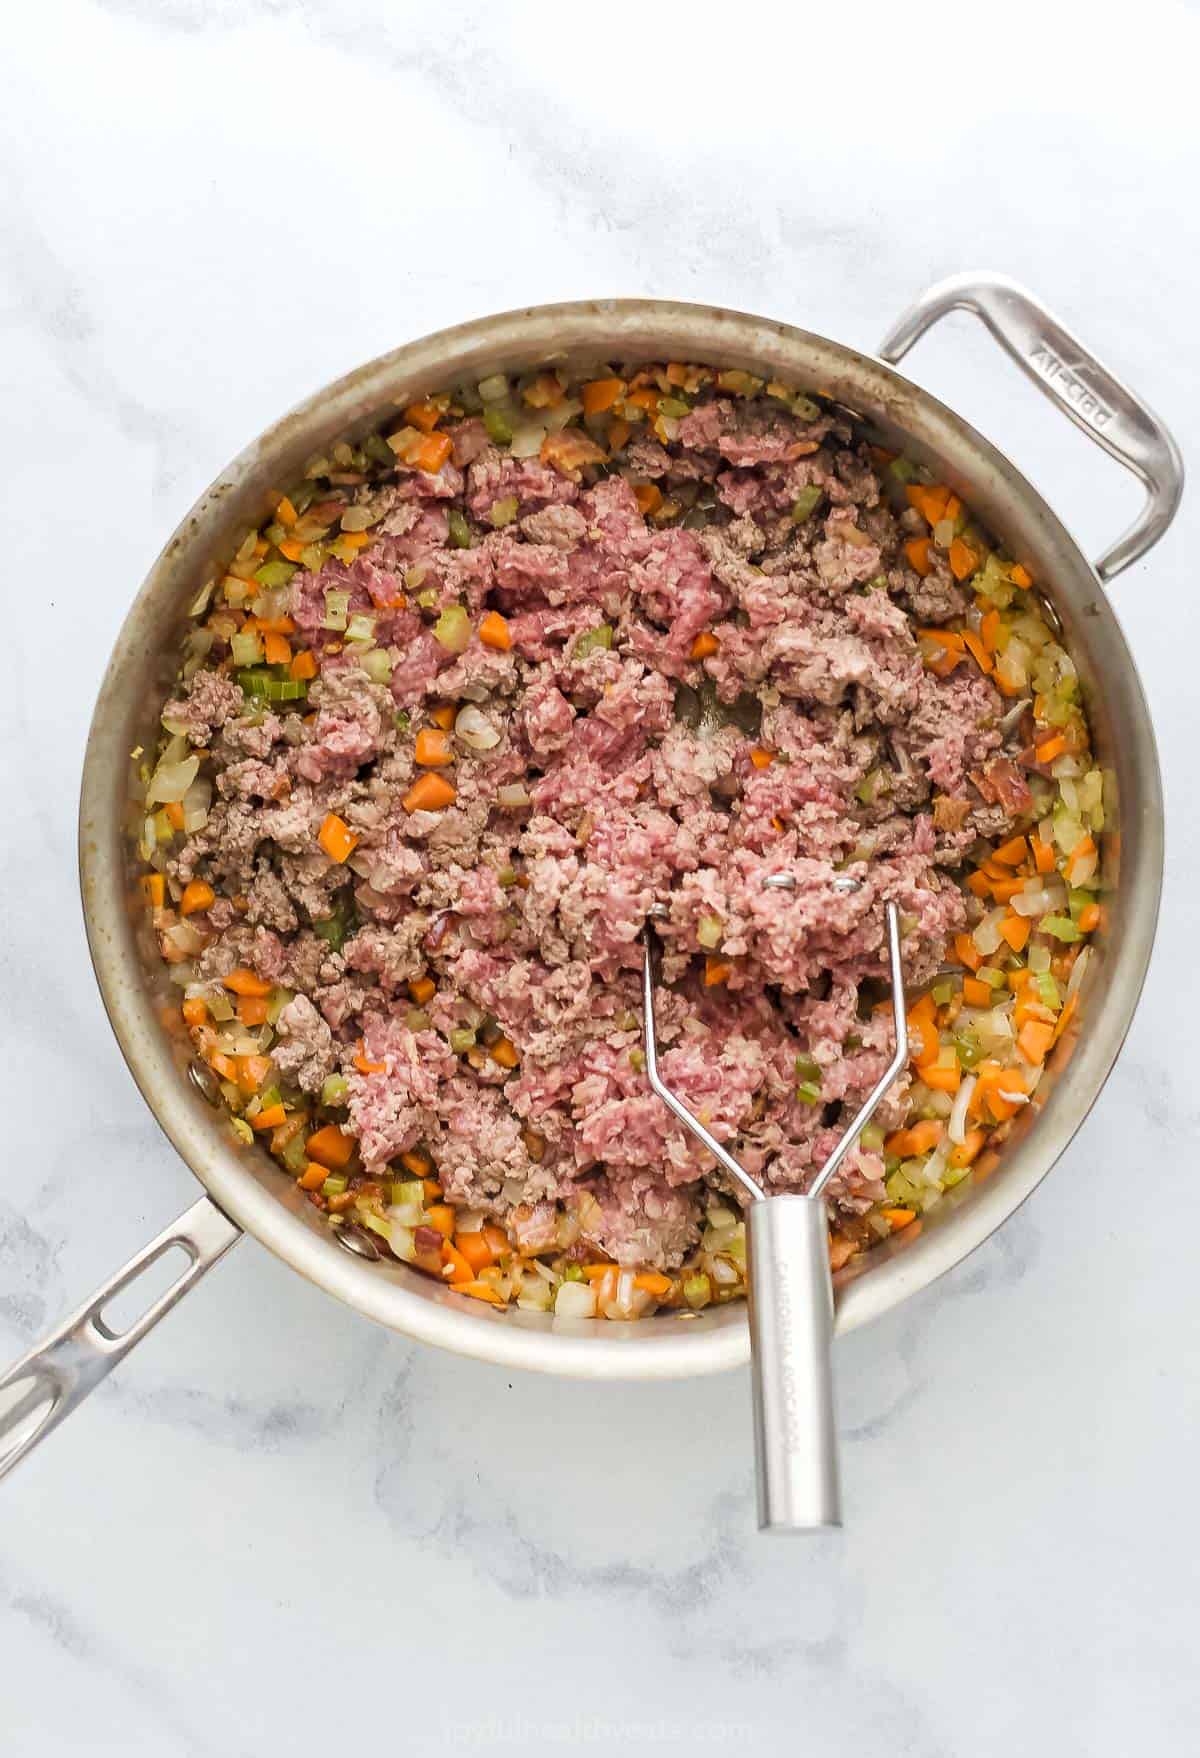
[510,424,547,458]
[554,1281,597,1318]
[497,783,531,808]
[147,755,200,805]
[454,703,501,751]
[1011,885,1065,918]
[478,373,509,403]
[948,1073,976,1145]
[1067,946,1091,1001]
[972,906,1008,956]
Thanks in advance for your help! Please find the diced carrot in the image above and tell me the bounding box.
[1000,913,1031,952]
[182,996,208,1027]
[885,1120,943,1157]
[1014,996,1055,1029]
[455,1231,494,1275]
[907,994,940,1067]
[275,495,298,527]
[623,386,661,414]
[962,976,992,1008]
[966,870,993,899]
[429,702,456,731]
[223,967,272,997]
[633,483,663,516]
[948,537,978,580]
[980,608,1001,651]
[279,539,305,563]
[581,1262,616,1280]
[904,536,932,576]
[905,483,951,525]
[423,1178,443,1202]
[441,1240,475,1285]
[479,610,511,651]
[523,372,564,408]
[403,399,444,433]
[414,727,453,767]
[180,879,215,916]
[425,1204,456,1240]
[962,630,993,674]
[955,932,983,972]
[989,876,1026,904]
[402,772,457,813]
[690,630,720,660]
[581,377,625,416]
[1010,563,1033,588]
[541,429,606,477]
[353,1039,387,1075]
[140,873,165,908]
[1079,902,1101,933]
[290,649,318,680]
[252,1103,287,1132]
[263,631,292,667]
[400,1149,432,1177]
[297,1161,328,1190]
[882,1207,917,1231]
[237,1053,272,1093]
[164,801,186,831]
[704,956,732,987]
[923,1063,962,1094]
[1065,835,1097,880]
[1052,994,1078,1045]
[237,994,270,1027]
[992,834,1028,867]
[749,747,774,770]
[317,812,358,864]
[481,1224,511,1261]
[829,1234,857,1271]
[1030,833,1056,875]
[634,1271,673,1297]
[1018,1019,1055,1064]
[408,977,436,1006]
[1035,734,1066,764]
[410,432,453,475]
[949,1129,986,1169]
[306,1125,354,1170]
[607,417,631,452]
[451,1280,507,1307]
[490,1036,519,1069]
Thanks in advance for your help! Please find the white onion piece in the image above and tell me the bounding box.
[454,703,501,751]
[972,906,1008,955]
[948,1073,977,1145]
[1067,945,1091,1001]
[497,783,531,808]
[554,1280,597,1318]
[1011,886,1065,918]
[147,755,200,805]
[509,423,547,458]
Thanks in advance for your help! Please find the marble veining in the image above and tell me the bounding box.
[2,0,1199,1750]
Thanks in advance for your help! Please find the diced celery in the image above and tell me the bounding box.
[791,485,823,523]
[362,648,392,684]
[888,456,918,483]
[321,1175,348,1196]
[1035,971,1061,1010]
[433,604,472,652]
[323,590,350,631]
[254,561,296,589]
[321,1073,349,1107]
[682,1273,712,1310]
[931,979,954,1006]
[955,1030,983,1068]
[1040,914,1082,942]
[795,1055,821,1084]
[574,624,613,658]
[345,613,377,644]
[792,395,822,422]
[629,1048,646,1073]
[446,509,472,549]
[796,1081,822,1106]
[230,630,263,668]
[449,1026,477,1053]
[860,1123,885,1152]
[483,406,513,444]
[978,966,1006,989]
[489,495,519,528]
[659,396,690,418]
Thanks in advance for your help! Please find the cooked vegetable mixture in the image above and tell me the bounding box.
[136,361,1100,1320]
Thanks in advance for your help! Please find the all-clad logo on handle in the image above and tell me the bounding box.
[1029,344,1115,432]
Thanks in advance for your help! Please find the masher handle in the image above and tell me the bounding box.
[747,1194,840,1532]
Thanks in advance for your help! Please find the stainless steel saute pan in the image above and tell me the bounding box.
[0,274,1181,1482]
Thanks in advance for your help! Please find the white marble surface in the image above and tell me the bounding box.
[3,1,1200,1750]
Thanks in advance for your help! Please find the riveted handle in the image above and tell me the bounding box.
[878,271,1184,581]
[0,1195,241,1482]
[746,1195,840,1532]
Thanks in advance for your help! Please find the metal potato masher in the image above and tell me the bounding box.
[643,883,907,1532]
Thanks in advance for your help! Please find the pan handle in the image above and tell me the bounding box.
[746,1195,841,1532]
[877,272,1184,582]
[0,1195,240,1482]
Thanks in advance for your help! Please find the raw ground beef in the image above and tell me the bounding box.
[159,381,1039,1276]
